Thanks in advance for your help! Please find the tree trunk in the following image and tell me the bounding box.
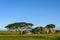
[49,28,55,33]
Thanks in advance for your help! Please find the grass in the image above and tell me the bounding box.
[0,31,60,40]
[0,34,60,40]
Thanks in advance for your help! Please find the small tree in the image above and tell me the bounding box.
[32,26,43,34]
[46,24,55,28]
[46,24,56,33]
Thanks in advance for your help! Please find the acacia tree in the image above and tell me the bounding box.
[5,24,15,31]
[46,24,56,33]
[46,24,55,28]
[5,22,33,32]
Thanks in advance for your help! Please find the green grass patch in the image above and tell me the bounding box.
[0,31,60,40]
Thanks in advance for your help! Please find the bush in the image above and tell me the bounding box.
[55,30,59,33]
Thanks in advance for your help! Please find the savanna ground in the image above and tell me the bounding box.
[0,31,60,40]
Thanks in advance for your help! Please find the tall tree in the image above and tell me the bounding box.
[5,22,33,31]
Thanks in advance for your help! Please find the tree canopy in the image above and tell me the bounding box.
[32,26,43,34]
[5,22,33,31]
[46,24,56,28]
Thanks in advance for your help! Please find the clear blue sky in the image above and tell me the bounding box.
[0,0,60,30]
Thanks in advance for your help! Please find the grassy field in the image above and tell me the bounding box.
[0,31,60,40]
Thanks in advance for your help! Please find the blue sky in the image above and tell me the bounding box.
[0,0,60,30]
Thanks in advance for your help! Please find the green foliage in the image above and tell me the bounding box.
[55,30,60,33]
[32,27,40,34]
[46,24,56,28]
[32,27,43,34]
[5,22,33,31]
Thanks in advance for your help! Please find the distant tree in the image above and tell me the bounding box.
[5,22,33,32]
[32,26,43,34]
[46,24,55,28]
[55,30,59,33]
[5,24,15,31]
[46,24,56,33]
[32,27,40,34]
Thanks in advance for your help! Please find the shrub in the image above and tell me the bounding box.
[55,30,59,33]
